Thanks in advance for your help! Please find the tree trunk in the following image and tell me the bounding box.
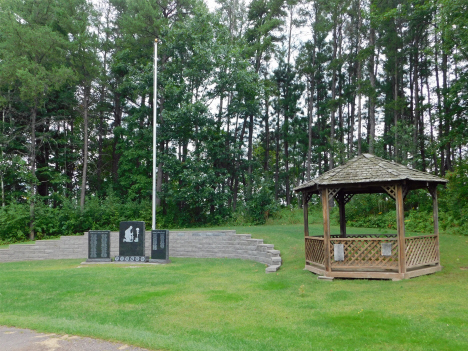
[338,21,344,164]
[264,94,270,172]
[419,64,426,172]
[413,49,420,169]
[357,61,362,155]
[307,73,315,181]
[434,30,444,175]
[112,91,122,182]
[274,108,280,201]
[356,0,362,156]
[426,76,437,174]
[394,46,399,162]
[368,24,376,154]
[247,113,253,200]
[442,51,451,172]
[80,87,90,212]
[329,21,337,169]
[1,108,5,207]
[29,104,38,241]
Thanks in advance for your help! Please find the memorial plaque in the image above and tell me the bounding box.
[334,244,344,261]
[119,221,145,257]
[381,243,393,257]
[150,230,170,263]
[87,230,111,262]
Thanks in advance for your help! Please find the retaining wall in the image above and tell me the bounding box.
[0,230,281,273]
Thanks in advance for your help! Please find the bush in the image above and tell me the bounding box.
[0,195,154,244]
[266,204,324,226]
[246,186,278,225]
[0,202,30,243]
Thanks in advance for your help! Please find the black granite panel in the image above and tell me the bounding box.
[88,230,111,259]
[151,230,169,260]
[119,221,145,256]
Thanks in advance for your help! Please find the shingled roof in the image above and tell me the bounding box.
[294,153,447,193]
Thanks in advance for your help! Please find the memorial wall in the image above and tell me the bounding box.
[0,230,281,272]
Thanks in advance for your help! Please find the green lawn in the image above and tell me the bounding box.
[1,224,467,350]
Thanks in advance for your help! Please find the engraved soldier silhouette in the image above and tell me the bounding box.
[135,228,140,242]
[123,226,134,242]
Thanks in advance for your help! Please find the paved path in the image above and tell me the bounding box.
[0,326,151,351]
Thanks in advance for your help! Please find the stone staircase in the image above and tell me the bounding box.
[169,230,282,273]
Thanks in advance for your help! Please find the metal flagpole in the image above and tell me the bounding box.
[152,38,158,230]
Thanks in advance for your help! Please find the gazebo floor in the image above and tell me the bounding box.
[305,263,442,281]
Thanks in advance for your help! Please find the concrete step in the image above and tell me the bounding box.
[171,249,273,259]
[265,265,281,273]
[170,237,256,244]
[257,244,274,252]
[246,239,263,244]
[271,257,282,265]
[267,249,280,256]
[234,234,252,239]
[170,243,261,251]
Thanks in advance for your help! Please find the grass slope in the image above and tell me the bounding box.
[0,224,467,351]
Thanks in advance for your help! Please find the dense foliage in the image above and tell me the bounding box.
[0,0,467,243]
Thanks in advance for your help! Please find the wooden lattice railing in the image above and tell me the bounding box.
[330,234,397,239]
[305,237,324,266]
[405,235,438,268]
[329,237,398,268]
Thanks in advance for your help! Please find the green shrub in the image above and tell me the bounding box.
[0,202,30,243]
[246,186,278,225]
[266,204,324,226]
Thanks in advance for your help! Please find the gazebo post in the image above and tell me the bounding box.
[430,185,440,266]
[396,184,407,274]
[338,192,346,238]
[303,193,309,237]
[321,188,331,272]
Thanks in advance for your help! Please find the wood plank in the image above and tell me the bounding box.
[305,237,324,241]
[304,264,326,276]
[406,261,439,269]
[431,186,441,264]
[338,192,346,237]
[330,238,397,241]
[305,261,325,269]
[303,194,309,237]
[396,184,407,274]
[305,264,440,280]
[404,265,442,279]
[325,271,404,280]
[322,188,331,272]
[406,234,437,240]
[330,265,398,270]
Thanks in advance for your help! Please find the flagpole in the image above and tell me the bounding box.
[152,38,158,230]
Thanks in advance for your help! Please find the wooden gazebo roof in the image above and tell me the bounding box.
[294,153,447,195]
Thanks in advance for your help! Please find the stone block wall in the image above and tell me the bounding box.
[0,230,281,273]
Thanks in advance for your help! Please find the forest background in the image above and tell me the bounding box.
[0,0,467,244]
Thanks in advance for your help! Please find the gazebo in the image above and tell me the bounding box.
[294,153,448,280]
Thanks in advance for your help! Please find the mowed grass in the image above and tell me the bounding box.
[0,224,467,351]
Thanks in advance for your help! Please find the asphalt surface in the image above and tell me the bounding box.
[0,326,151,351]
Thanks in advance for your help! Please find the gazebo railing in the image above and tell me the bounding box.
[305,236,325,266]
[405,235,438,268]
[330,234,397,239]
[306,234,439,271]
[329,237,398,269]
